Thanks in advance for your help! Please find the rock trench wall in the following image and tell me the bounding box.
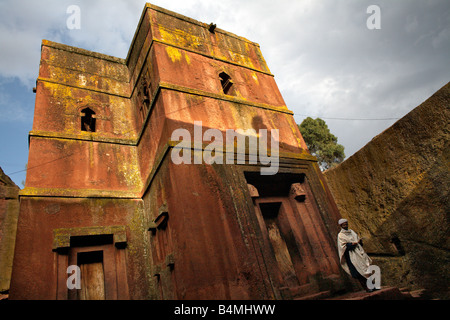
[324,82,449,299]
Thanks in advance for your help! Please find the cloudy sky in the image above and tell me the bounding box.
[0,0,449,187]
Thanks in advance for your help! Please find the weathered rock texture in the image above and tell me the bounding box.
[0,167,20,294]
[324,82,450,299]
[9,3,350,300]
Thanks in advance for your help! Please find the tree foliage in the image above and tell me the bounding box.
[298,117,345,171]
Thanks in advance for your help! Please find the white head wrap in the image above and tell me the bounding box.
[338,218,348,225]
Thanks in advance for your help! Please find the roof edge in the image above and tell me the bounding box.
[41,39,126,64]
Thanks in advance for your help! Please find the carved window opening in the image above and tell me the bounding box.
[137,68,151,127]
[81,107,96,132]
[142,77,151,107]
[390,235,405,256]
[147,207,177,299]
[155,274,164,299]
[219,72,233,95]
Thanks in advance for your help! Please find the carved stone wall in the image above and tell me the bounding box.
[10,3,347,300]
[324,82,450,299]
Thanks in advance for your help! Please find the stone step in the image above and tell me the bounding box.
[294,291,332,300]
[327,286,412,300]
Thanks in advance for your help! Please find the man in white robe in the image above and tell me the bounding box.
[337,219,375,292]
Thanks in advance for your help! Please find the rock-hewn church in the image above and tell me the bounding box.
[9,3,353,300]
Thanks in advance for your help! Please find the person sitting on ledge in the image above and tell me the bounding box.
[337,218,377,293]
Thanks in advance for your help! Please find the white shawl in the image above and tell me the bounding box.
[337,228,372,278]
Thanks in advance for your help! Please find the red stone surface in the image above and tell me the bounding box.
[9,4,347,300]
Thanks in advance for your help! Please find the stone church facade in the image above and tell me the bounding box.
[9,3,350,299]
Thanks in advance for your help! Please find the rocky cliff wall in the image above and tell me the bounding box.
[0,167,20,296]
[324,82,449,299]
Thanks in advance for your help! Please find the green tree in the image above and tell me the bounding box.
[298,117,345,170]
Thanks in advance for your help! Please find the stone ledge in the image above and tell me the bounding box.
[29,130,137,146]
[327,286,414,300]
[19,187,140,199]
[52,225,127,251]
